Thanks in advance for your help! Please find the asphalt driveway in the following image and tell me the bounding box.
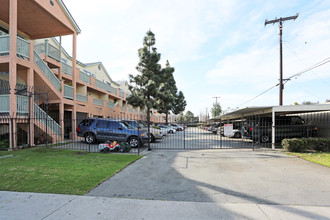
[87,149,330,206]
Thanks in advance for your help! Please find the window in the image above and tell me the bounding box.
[96,121,109,129]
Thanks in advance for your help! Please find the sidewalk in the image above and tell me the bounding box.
[1,191,330,220]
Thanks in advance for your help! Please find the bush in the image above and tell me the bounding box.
[0,138,9,150]
[282,138,330,152]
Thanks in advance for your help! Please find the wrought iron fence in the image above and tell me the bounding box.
[1,111,329,154]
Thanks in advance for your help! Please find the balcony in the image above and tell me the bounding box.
[93,98,103,106]
[0,94,29,114]
[0,35,30,59]
[34,41,61,62]
[64,84,74,100]
[107,101,116,108]
[76,93,87,103]
[79,71,91,84]
[95,79,117,95]
[62,62,73,76]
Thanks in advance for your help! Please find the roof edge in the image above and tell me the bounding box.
[57,0,81,34]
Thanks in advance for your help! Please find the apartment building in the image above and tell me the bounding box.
[0,0,162,149]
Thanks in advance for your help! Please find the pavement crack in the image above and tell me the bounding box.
[41,195,80,220]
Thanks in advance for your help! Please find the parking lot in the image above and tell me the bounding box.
[55,127,255,153]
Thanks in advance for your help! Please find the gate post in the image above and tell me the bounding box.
[183,123,185,150]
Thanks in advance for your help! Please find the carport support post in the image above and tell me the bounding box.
[272,109,275,150]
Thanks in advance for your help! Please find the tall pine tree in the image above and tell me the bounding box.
[127,30,163,151]
[156,60,178,123]
[172,91,187,115]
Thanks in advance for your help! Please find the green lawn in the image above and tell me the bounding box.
[289,152,330,167]
[0,147,141,195]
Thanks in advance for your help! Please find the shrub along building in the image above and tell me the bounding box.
[0,0,163,149]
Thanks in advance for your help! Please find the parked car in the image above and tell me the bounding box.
[224,129,242,138]
[158,124,177,134]
[122,119,163,142]
[76,118,149,147]
[169,124,184,131]
[242,116,318,143]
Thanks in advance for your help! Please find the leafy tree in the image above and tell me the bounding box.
[172,91,187,115]
[211,102,222,118]
[184,111,194,122]
[127,30,163,150]
[156,61,177,123]
[177,112,184,122]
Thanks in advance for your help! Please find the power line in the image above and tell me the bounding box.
[237,56,330,108]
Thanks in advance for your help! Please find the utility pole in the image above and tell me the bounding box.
[265,14,298,106]
[213,96,221,104]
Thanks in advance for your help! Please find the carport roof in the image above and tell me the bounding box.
[218,104,330,121]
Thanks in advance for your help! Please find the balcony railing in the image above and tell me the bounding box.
[33,51,61,92]
[48,44,61,61]
[17,95,29,114]
[76,93,88,103]
[17,37,30,59]
[63,84,74,100]
[107,101,116,108]
[93,98,103,106]
[34,42,60,62]
[0,35,30,58]
[121,107,127,112]
[95,79,117,95]
[128,108,133,113]
[119,89,125,98]
[79,71,91,84]
[62,62,72,76]
[0,95,9,113]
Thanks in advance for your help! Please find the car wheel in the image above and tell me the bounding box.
[261,134,270,143]
[169,130,173,134]
[234,132,241,138]
[85,133,95,144]
[128,137,139,148]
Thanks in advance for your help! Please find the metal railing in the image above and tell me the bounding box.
[128,108,133,113]
[107,101,117,108]
[0,94,9,112]
[0,35,9,56]
[17,37,30,59]
[79,71,91,84]
[61,62,73,76]
[34,44,45,55]
[33,51,61,91]
[34,103,61,136]
[95,79,117,95]
[34,42,60,61]
[121,107,127,112]
[76,93,88,103]
[48,44,61,61]
[119,89,125,98]
[0,35,30,58]
[93,98,103,106]
[63,84,74,100]
[17,95,29,114]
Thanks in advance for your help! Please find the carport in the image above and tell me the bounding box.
[219,104,330,149]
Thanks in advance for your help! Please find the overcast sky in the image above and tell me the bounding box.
[61,0,330,116]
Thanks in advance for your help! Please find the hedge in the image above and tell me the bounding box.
[282,138,330,152]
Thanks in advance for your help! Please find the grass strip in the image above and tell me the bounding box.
[0,147,141,195]
[289,152,330,167]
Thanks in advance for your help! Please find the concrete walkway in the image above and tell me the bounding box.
[1,149,330,219]
[1,191,330,220]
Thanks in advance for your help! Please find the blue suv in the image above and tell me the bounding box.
[76,118,149,147]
